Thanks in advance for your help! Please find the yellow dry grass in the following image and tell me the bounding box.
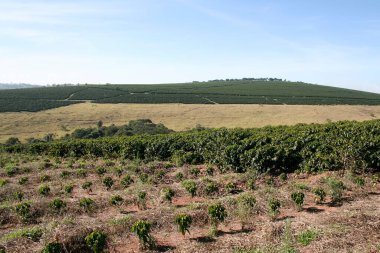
[1,102,380,142]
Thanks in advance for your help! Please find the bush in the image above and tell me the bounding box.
[14,191,24,201]
[64,184,74,194]
[79,198,95,213]
[110,195,123,206]
[5,164,18,177]
[49,198,66,212]
[190,167,201,177]
[206,166,214,176]
[85,230,107,253]
[327,178,345,204]
[39,184,51,196]
[60,170,71,178]
[236,193,256,230]
[82,181,93,190]
[313,187,326,204]
[40,175,50,182]
[137,191,147,210]
[102,177,114,190]
[162,187,175,203]
[77,169,87,177]
[297,229,318,246]
[174,172,184,182]
[208,203,227,236]
[268,198,281,219]
[18,176,29,185]
[42,242,63,253]
[246,178,256,190]
[96,167,107,176]
[15,202,31,222]
[0,179,9,187]
[175,214,192,236]
[131,220,155,249]
[354,176,365,187]
[139,173,149,183]
[121,174,134,188]
[182,180,197,197]
[279,173,288,181]
[113,167,123,177]
[225,182,238,194]
[291,191,305,211]
[205,180,218,195]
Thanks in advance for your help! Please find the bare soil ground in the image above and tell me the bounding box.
[1,103,380,142]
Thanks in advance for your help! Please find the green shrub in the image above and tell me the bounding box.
[113,167,123,177]
[85,230,107,253]
[313,188,326,204]
[102,177,114,190]
[77,169,87,177]
[205,180,218,195]
[182,180,197,197]
[174,172,184,182]
[49,198,66,212]
[206,166,214,176]
[14,191,24,201]
[175,214,192,236]
[291,191,305,211]
[64,184,74,194]
[225,182,237,194]
[139,173,149,183]
[42,242,63,253]
[60,170,70,178]
[190,167,201,177]
[96,167,107,176]
[0,179,9,187]
[246,178,256,190]
[3,227,43,242]
[279,173,288,181]
[327,178,345,204]
[82,181,93,190]
[236,193,256,230]
[208,203,227,236]
[40,175,50,182]
[5,164,18,176]
[268,198,281,219]
[354,176,365,187]
[18,176,29,185]
[121,174,133,188]
[15,202,31,221]
[38,184,51,196]
[79,198,95,212]
[162,188,175,203]
[110,195,124,206]
[297,229,318,246]
[131,220,155,249]
[137,191,147,210]
[155,170,166,181]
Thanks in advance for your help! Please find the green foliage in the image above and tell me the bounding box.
[40,175,50,182]
[15,202,31,222]
[208,203,227,235]
[205,179,218,195]
[18,176,29,185]
[14,191,24,201]
[137,191,147,210]
[110,195,124,206]
[120,174,133,188]
[79,198,95,212]
[280,219,297,253]
[353,176,365,187]
[225,182,238,194]
[236,193,256,229]
[246,178,256,190]
[279,173,288,181]
[42,242,63,253]
[64,184,74,194]
[60,170,71,178]
[85,230,107,253]
[268,198,281,218]
[327,178,345,204]
[162,187,175,203]
[96,167,107,176]
[76,169,87,177]
[175,214,192,236]
[190,167,201,177]
[113,167,123,177]
[313,188,326,204]
[297,229,318,246]
[5,164,18,177]
[0,179,9,187]
[131,220,155,249]
[38,184,51,196]
[290,192,305,211]
[82,181,93,190]
[174,172,184,182]
[49,198,66,212]
[3,227,43,242]
[102,177,114,190]
[182,180,197,197]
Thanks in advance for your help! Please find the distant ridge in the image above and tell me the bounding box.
[0,83,40,90]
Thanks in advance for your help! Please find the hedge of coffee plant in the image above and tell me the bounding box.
[3,120,380,175]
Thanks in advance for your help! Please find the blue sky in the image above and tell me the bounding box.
[0,0,380,93]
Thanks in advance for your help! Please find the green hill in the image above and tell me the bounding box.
[1,80,380,112]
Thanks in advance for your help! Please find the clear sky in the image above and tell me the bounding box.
[0,0,380,93]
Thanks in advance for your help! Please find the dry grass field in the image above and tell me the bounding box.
[1,102,380,142]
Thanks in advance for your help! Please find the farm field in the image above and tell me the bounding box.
[1,103,380,143]
[1,80,380,112]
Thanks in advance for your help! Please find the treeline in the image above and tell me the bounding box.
[201,78,286,82]
[3,120,380,175]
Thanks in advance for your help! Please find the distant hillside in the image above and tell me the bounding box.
[0,83,40,90]
[0,80,380,112]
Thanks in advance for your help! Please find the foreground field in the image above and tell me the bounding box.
[1,103,380,142]
[0,153,379,253]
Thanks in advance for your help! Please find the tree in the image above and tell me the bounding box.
[175,214,192,237]
[5,137,20,146]
[208,203,227,236]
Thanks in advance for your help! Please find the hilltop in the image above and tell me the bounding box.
[1,80,380,112]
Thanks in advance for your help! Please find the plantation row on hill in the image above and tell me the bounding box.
[1,81,380,112]
[4,120,380,175]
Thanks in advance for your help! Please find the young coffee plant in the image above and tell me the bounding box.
[38,184,51,196]
[279,173,288,182]
[139,173,149,183]
[14,191,24,201]
[82,181,93,192]
[313,187,326,204]
[190,167,201,177]
[246,178,256,190]
[60,170,71,179]
[40,175,50,182]
[174,172,184,182]
[80,198,95,213]
[64,184,74,194]
[208,203,227,236]
[18,176,29,185]
[96,167,107,176]
[206,166,214,176]
[268,198,281,220]
[131,220,155,249]
[113,167,123,177]
[121,174,134,188]
[137,191,147,210]
[291,191,305,211]
[205,180,218,195]
[85,230,107,253]
[49,198,66,213]
[225,182,238,194]
[77,169,87,178]
[327,178,345,204]
[236,193,256,230]
[15,202,31,222]
[354,176,365,187]
[102,177,114,190]
[110,195,124,206]
[162,187,175,203]
[182,180,197,197]
[175,214,192,237]
[42,242,63,253]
